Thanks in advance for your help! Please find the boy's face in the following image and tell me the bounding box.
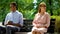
[10,4,16,12]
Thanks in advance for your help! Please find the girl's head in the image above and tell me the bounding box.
[38,2,46,13]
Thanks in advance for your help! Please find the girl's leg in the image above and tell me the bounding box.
[40,32,44,34]
[36,31,41,34]
[39,31,44,34]
[32,31,37,34]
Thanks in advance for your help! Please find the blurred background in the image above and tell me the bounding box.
[0,0,60,34]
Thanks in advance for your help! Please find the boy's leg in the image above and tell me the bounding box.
[6,26,19,34]
[0,26,6,34]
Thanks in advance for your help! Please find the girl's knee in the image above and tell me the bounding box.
[32,30,37,34]
[37,30,44,34]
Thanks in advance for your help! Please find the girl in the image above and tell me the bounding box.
[32,2,50,34]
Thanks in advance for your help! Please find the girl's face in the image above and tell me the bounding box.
[40,5,46,13]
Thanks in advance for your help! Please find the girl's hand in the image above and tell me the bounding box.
[36,26,40,28]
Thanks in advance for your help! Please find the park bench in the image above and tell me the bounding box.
[1,18,55,34]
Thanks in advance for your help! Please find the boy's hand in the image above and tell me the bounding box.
[7,21,13,25]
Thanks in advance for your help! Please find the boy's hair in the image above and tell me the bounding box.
[10,2,17,7]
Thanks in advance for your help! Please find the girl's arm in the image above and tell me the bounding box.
[44,14,50,28]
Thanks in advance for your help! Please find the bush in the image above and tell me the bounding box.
[55,16,60,32]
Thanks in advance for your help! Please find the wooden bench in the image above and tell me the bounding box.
[1,19,55,34]
[20,19,55,32]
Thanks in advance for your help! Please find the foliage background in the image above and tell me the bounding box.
[0,0,60,21]
[0,0,60,32]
